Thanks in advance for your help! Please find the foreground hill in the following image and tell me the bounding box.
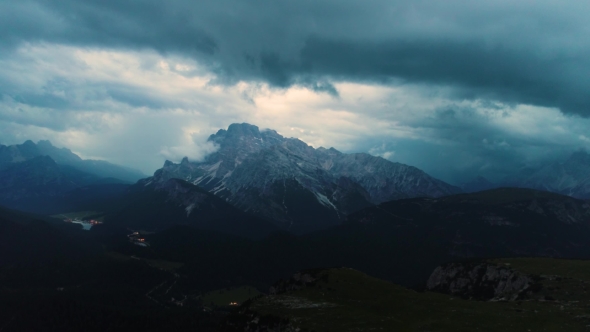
[348,187,590,258]
[0,205,98,266]
[150,123,460,232]
[121,187,590,292]
[0,140,145,183]
[3,187,590,330]
[105,178,277,239]
[223,258,590,332]
[0,208,221,331]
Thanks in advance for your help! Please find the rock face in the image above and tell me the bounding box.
[150,123,460,232]
[269,270,321,295]
[427,262,535,300]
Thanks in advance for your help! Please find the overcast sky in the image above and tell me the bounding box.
[1,0,590,184]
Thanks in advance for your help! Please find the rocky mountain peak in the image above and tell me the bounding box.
[226,122,262,137]
[36,140,83,164]
[36,140,54,149]
[150,123,461,232]
[22,140,36,147]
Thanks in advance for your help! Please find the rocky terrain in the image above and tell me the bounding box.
[150,123,460,232]
[426,262,536,300]
[222,260,590,332]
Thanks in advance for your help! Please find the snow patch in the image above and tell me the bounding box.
[193,176,205,185]
[206,161,222,174]
[314,192,337,210]
[185,203,196,216]
[212,183,227,195]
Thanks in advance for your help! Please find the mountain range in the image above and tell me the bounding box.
[4,124,590,236]
[149,123,461,232]
[463,150,590,199]
[3,125,590,331]
[0,140,145,183]
[505,150,590,199]
[0,140,146,214]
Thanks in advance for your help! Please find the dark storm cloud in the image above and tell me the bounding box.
[2,0,590,115]
[299,38,590,114]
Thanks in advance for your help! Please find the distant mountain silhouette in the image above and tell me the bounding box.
[0,140,145,183]
[502,150,590,199]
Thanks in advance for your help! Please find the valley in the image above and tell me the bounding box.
[2,125,590,331]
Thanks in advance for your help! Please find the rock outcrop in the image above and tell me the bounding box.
[427,262,537,300]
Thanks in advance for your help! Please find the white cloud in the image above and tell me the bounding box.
[1,43,590,182]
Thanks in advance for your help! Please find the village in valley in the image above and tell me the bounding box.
[127,231,151,247]
[57,211,104,231]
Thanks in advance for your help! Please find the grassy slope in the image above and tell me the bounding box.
[246,259,590,332]
[200,286,261,307]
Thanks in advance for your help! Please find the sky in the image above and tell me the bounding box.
[1,0,590,184]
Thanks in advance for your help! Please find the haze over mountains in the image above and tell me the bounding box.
[505,151,590,199]
[461,150,590,199]
[0,140,145,183]
[0,140,145,214]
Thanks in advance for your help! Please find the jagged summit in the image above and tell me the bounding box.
[146,123,461,232]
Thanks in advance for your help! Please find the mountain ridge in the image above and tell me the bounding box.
[0,140,145,183]
[148,123,461,232]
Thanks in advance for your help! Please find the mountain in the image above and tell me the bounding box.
[503,150,590,199]
[105,177,277,239]
[149,123,460,232]
[348,187,590,258]
[0,140,145,183]
[0,156,105,212]
[124,187,590,294]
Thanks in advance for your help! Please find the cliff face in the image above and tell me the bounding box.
[426,262,536,300]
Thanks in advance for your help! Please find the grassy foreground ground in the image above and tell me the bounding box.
[234,258,590,332]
